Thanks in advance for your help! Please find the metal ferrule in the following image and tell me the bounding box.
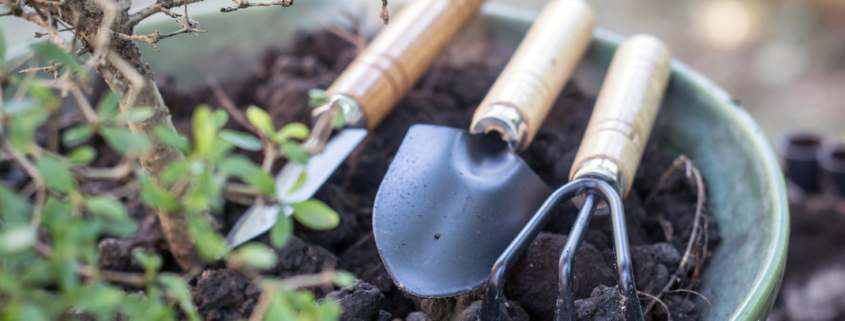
[311,94,366,128]
[571,158,626,215]
[470,104,528,151]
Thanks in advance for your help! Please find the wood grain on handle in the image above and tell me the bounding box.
[326,0,485,130]
[470,0,594,151]
[570,34,672,197]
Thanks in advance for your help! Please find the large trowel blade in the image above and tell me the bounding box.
[373,124,551,297]
[226,128,368,248]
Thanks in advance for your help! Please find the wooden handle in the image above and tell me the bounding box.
[326,0,485,130]
[470,0,594,151]
[570,34,672,197]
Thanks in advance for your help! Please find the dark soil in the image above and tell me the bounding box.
[88,29,718,320]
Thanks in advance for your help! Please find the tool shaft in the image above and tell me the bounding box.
[327,0,485,130]
[470,0,594,151]
[570,34,671,197]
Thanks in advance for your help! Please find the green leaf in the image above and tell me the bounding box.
[308,89,329,107]
[274,122,310,143]
[4,97,39,115]
[100,127,152,156]
[0,183,31,226]
[20,260,51,285]
[132,249,162,278]
[67,146,97,164]
[76,284,124,320]
[161,159,190,185]
[62,125,94,146]
[19,304,49,321]
[9,108,48,150]
[42,197,74,230]
[219,130,262,151]
[281,142,309,164]
[186,214,229,261]
[193,105,216,155]
[270,210,292,249]
[0,226,36,254]
[246,106,274,135]
[333,271,356,288]
[126,107,155,122]
[98,91,121,120]
[183,171,224,212]
[137,169,179,212]
[218,156,275,195]
[213,109,229,129]
[290,199,339,230]
[263,291,296,321]
[315,299,342,321]
[233,243,278,269]
[153,125,191,153]
[30,42,81,70]
[84,196,128,220]
[158,273,191,302]
[35,155,77,194]
[289,171,307,193]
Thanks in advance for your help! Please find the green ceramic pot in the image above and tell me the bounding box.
[134,1,788,320]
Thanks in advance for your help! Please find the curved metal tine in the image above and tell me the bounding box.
[555,193,598,321]
[481,179,595,321]
[556,179,644,321]
[604,181,645,321]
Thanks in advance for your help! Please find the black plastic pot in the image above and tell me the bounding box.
[818,143,845,196]
[782,132,825,193]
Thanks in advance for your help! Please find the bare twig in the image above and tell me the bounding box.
[668,289,712,306]
[645,155,708,313]
[78,265,148,288]
[3,142,44,187]
[639,291,671,321]
[112,20,207,53]
[19,64,61,76]
[105,51,146,90]
[303,8,366,53]
[69,86,98,123]
[380,0,389,24]
[127,2,187,27]
[221,0,292,13]
[207,77,260,136]
[74,162,134,180]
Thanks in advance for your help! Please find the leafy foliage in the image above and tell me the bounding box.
[0,43,348,321]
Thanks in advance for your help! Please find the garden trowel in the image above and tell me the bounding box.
[373,0,595,298]
[227,0,487,248]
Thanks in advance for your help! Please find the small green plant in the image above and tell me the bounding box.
[0,32,352,320]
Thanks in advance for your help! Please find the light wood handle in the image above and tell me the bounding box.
[470,0,594,151]
[570,34,672,197]
[326,0,485,130]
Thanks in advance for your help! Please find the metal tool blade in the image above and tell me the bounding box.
[226,204,293,247]
[226,128,368,248]
[373,124,551,297]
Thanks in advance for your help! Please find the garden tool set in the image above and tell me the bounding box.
[373,0,594,297]
[480,35,671,321]
[226,0,486,247]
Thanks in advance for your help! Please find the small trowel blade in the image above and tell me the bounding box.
[373,124,551,297]
[226,128,368,248]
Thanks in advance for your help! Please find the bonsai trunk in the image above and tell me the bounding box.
[59,0,204,270]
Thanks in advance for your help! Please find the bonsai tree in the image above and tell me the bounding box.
[0,0,389,319]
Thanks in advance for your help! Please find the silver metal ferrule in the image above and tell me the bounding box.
[470,104,528,151]
[311,94,365,128]
[572,158,626,215]
[572,158,626,196]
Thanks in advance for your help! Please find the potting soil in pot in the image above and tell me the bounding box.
[91,30,720,321]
